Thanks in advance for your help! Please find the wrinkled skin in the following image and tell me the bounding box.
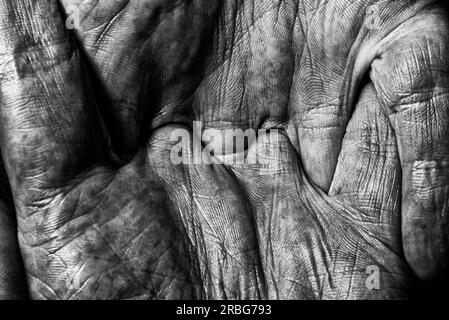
[0,0,448,299]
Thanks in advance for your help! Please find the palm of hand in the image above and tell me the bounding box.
[0,0,448,299]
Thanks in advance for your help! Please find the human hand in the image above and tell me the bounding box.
[0,0,448,299]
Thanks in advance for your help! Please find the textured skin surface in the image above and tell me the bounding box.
[0,0,448,299]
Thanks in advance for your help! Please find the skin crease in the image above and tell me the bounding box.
[0,0,447,299]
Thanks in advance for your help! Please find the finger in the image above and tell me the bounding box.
[0,1,108,203]
[59,0,145,156]
[329,83,402,244]
[59,0,222,157]
[370,5,449,281]
[290,0,434,193]
[288,0,377,192]
[0,200,28,299]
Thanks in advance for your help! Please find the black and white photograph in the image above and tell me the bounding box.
[0,0,448,304]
